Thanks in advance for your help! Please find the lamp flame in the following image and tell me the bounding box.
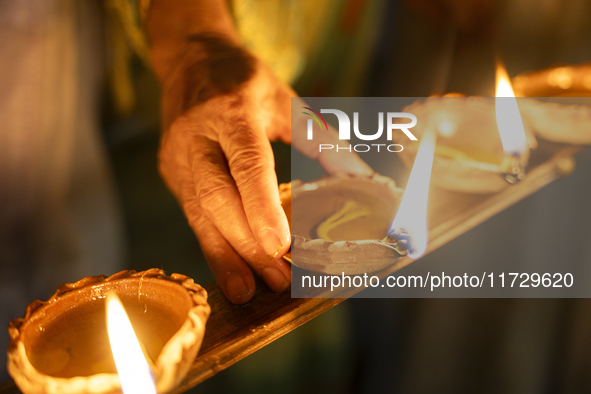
[388,129,436,259]
[495,63,527,155]
[106,293,157,394]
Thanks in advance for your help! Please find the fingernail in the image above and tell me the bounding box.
[225,274,252,304]
[260,228,284,258]
[261,267,290,293]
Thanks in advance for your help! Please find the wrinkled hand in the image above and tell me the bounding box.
[158,41,372,304]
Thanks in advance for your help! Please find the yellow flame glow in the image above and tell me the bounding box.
[495,63,528,155]
[106,293,157,394]
[389,129,436,258]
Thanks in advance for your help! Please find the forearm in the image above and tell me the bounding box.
[145,0,257,128]
[145,0,241,83]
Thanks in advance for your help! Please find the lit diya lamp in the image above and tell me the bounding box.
[393,63,536,193]
[512,62,591,98]
[281,129,437,275]
[513,63,591,146]
[7,269,210,394]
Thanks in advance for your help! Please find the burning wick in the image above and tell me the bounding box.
[495,62,529,184]
[386,129,437,259]
[106,293,157,394]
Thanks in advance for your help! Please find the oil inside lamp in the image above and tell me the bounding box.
[106,293,157,394]
[495,62,530,184]
[387,129,437,258]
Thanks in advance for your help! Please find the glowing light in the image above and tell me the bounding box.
[106,293,157,394]
[388,129,436,258]
[437,117,455,137]
[547,67,573,89]
[495,63,528,155]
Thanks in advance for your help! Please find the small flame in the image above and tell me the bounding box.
[495,63,527,155]
[389,129,436,258]
[106,293,157,394]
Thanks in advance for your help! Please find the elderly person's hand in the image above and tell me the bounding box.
[147,0,371,304]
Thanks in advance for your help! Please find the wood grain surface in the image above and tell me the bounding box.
[1,143,582,394]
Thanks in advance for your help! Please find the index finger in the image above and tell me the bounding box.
[218,114,291,259]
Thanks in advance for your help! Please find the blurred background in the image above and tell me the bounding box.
[1,0,591,392]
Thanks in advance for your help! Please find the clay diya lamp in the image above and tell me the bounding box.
[7,269,210,394]
[512,63,591,145]
[394,64,591,194]
[393,95,537,194]
[280,173,408,275]
[512,62,591,98]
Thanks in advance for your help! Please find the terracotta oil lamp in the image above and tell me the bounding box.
[394,95,537,194]
[280,173,408,275]
[7,269,210,394]
[393,64,591,194]
[513,63,591,145]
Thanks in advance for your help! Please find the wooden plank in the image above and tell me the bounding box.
[173,142,582,393]
[1,143,582,394]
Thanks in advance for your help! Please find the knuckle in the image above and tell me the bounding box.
[229,141,266,170]
[224,119,259,146]
[224,126,273,186]
[188,142,221,171]
[182,197,207,232]
[196,178,231,213]
[232,156,269,193]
